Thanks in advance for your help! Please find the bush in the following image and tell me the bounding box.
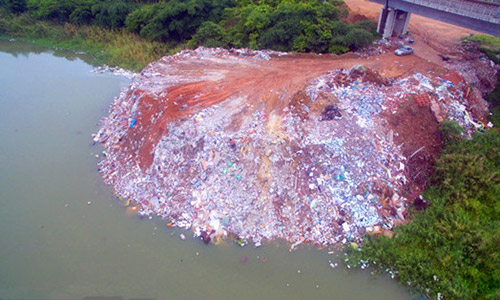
[125,0,234,43]
[124,5,152,34]
[69,5,93,25]
[189,21,228,48]
[439,120,464,141]
[347,128,500,299]
[486,76,500,108]
[6,0,27,14]
[489,106,500,127]
[342,27,374,49]
[136,0,220,42]
[354,20,378,36]
[27,0,77,22]
[91,0,137,29]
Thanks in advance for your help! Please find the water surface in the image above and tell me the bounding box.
[0,39,410,300]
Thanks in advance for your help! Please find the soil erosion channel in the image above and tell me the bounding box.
[95,46,493,246]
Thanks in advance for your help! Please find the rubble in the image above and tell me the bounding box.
[94,46,497,247]
[91,64,137,79]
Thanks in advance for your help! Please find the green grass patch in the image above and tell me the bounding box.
[463,34,500,64]
[347,128,500,299]
[463,34,500,49]
[0,10,175,71]
[461,34,500,126]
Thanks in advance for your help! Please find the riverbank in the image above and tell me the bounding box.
[344,38,500,300]
[0,39,413,299]
[89,29,499,298]
[0,9,175,71]
[0,0,380,72]
[347,127,500,300]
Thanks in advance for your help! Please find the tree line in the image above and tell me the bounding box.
[0,0,377,54]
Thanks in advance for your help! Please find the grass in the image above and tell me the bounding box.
[0,10,180,71]
[486,78,500,127]
[463,34,500,49]
[346,128,500,299]
[462,34,500,64]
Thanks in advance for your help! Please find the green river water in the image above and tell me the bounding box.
[0,39,411,300]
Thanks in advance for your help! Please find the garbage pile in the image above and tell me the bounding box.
[94,47,494,247]
[91,64,137,79]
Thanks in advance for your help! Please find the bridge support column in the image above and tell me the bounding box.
[377,7,390,37]
[377,7,411,39]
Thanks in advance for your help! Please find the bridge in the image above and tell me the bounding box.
[370,0,500,38]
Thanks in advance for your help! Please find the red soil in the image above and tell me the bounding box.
[95,1,497,244]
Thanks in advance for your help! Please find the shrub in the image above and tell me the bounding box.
[124,5,152,34]
[354,20,378,36]
[136,0,215,42]
[91,0,137,29]
[27,0,77,22]
[342,28,374,49]
[347,127,500,299]
[439,120,464,141]
[6,0,27,14]
[189,21,228,48]
[69,5,93,25]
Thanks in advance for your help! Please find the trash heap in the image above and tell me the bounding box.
[91,64,137,79]
[94,48,494,247]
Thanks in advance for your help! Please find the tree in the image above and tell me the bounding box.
[125,5,152,33]
[69,3,93,25]
[189,21,228,48]
[28,0,77,22]
[6,0,27,14]
[91,0,137,29]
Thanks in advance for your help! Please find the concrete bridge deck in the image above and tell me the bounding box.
[370,0,500,36]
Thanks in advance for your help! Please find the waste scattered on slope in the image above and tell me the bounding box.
[91,65,137,79]
[94,46,496,247]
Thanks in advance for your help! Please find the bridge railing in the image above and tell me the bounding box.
[404,0,500,23]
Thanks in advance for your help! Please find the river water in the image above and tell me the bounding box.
[0,39,410,300]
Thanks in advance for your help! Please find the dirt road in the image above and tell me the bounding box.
[345,0,480,65]
[123,50,443,170]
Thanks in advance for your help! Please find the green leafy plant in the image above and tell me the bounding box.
[6,0,27,14]
[347,127,500,299]
[188,21,228,48]
[439,120,464,141]
[1,0,378,67]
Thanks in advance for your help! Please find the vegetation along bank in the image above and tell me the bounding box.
[347,37,500,300]
[0,0,377,71]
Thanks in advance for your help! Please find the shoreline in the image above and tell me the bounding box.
[0,12,173,71]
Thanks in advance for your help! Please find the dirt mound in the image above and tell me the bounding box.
[94,45,495,246]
